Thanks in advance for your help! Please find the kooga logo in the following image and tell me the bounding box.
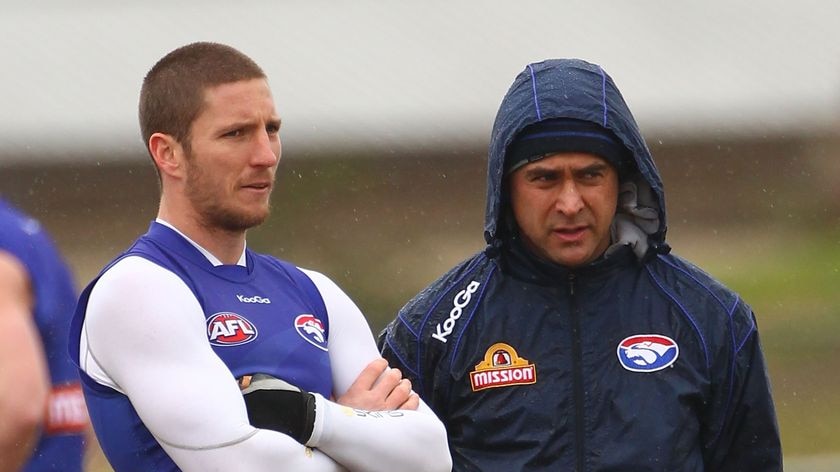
[432,281,480,343]
[237,294,271,304]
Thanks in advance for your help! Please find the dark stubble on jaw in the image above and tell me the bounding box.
[184,156,271,233]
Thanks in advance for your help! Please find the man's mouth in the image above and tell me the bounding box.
[553,225,587,241]
[242,181,272,190]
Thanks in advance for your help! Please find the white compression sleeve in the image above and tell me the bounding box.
[81,257,344,472]
[300,269,452,472]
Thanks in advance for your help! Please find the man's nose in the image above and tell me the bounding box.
[554,182,584,215]
[252,129,280,167]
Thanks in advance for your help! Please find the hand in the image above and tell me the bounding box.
[238,374,317,444]
[336,358,419,411]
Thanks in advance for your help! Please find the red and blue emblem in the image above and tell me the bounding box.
[295,314,328,351]
[617,334,679,372]
[207,312,258,346]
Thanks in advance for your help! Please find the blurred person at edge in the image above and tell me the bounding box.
[379,59,782,471]
[68,42,450,472]
[0,198,89,472]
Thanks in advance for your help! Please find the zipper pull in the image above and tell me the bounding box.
[568,273,575,295]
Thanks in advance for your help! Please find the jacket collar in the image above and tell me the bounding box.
[501,233,636,285]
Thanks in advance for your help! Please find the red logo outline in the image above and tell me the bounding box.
[207,312,258,346]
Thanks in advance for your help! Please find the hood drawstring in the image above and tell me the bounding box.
[644,241,672,262]
[483,231,504,259]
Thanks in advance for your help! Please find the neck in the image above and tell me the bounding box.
[502,233,633,284]
[157,200,246,265]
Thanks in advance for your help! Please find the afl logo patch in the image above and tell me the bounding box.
[207,312,258,346]
[617,334,679,372]
[469,343,537,391]
[295,314,328,351]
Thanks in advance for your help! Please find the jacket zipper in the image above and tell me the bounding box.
[569,273,586,471]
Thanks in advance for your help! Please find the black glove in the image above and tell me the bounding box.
[238,374,317,444]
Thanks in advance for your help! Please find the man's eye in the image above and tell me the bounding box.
[224,129,243,138]
[531,173,556,182]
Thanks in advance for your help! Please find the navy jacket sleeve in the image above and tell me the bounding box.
[379,253,494,404]
[705,309,782,471]
[378,317,423,392]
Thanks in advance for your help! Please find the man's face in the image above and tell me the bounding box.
[508,152,619,268]
[183,78,281,232]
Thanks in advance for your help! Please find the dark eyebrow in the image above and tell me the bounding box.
[521,161,610,179]
[575,162,610,175]
[522,166,559,179]
[220,117,281,134]
[220,120,253,132]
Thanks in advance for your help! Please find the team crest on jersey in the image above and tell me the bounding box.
[617,334,679,372]
[295,314,328,351]
[469,343,537,391]
[207,312,258,346]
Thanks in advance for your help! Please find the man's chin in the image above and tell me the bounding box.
[549,247,597,268]
[208,209,270,233]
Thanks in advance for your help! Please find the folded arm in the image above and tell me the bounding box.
[82,257,344,472]
[302,269,452,472]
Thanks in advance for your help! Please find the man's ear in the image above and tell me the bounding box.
[148,133,186,179]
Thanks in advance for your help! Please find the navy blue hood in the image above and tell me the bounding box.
[483,59,667,256]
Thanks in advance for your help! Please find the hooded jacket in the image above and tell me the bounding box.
[379,59,781,471]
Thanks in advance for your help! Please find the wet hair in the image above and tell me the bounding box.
[138,42,267,154]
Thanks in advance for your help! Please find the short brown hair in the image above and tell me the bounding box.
[138,42,267,152]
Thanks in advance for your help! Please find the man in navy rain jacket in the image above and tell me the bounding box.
[379,59,782,471]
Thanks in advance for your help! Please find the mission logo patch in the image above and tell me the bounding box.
[470,342,537,391]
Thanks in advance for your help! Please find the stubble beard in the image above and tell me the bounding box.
[184,159,271,233]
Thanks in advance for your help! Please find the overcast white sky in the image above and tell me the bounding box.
[2,1,839,163]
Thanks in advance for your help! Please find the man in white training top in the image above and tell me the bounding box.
[69,41,451,472]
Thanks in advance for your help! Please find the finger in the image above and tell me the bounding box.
[371,366,403,398]
[398,392,420,411]
[347,358,389,391]
[383,378,412,410]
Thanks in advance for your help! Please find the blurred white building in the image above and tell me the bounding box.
[1,0,839,163]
